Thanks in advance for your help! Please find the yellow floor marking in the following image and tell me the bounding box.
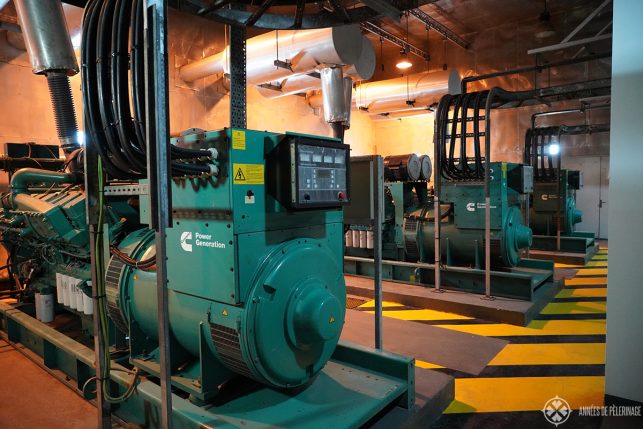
[555,263,583,268]
[444,376,605,413]
[596,250,608,255]
[357,300,404,308]
[565,277,607,286]
[576,268,608,276]
[489,343,606,366]
[592,257,608,261]
[556,288,607,298]
[436,319,606,337]
[366,308,472,321]
[587,261,608,267]
[416,360,445,369]
[541,301,606,315]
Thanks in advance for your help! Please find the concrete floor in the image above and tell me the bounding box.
[0,339,97,429]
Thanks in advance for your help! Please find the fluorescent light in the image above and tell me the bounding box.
[547,143,560,156]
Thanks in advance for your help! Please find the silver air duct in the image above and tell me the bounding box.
[14,0,80,154]
[180,25,363,85]
[256,35,376,99]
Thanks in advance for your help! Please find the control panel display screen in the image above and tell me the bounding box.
[296,144,348,206]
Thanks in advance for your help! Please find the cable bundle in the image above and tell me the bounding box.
[81,0,214,179]
[435,88,534,182]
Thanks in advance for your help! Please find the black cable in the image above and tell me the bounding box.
[111,0,147,173]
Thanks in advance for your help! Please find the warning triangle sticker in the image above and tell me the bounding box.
[234,168,246,181]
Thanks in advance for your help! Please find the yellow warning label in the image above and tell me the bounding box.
[502,163,507,178]
[233,163,264,185]
[232,130,246,150]
[222,308,228,316]
[329,316,335,324]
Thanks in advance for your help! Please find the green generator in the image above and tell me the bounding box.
[524,127,598,262]
[0,129,415,428]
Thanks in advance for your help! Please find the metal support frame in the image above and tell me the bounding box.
[361,21,430,61]
[409,8,470,49]
[461,52,611,93]
[527,33,612,56]
[144,1,173,428]
[229,25,247,128]
[528,0,612,56]
[373,157,384,350]
[560,0,611,44]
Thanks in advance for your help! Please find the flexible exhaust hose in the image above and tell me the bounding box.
[46,72,80,154]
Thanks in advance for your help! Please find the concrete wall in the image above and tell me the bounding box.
[605,0,643,404]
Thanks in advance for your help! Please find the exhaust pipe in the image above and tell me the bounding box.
[320,67,353,140]
[14,0,80,156]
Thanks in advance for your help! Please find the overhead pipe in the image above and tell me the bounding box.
[180,25,364,85]
[256,36,376,99]
[308,70,460,117]
[14,0,80,156]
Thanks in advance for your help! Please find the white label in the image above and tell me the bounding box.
[180,231,226,252]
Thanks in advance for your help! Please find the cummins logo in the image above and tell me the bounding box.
[180,231,226,252]
[180,232,193,252]
[466,202,498,212]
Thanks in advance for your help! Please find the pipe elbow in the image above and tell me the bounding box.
[10,168,76,195]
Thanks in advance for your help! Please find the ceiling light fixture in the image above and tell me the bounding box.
[396,49,412,69]
[535,0,556,39]
[397,12,413,70]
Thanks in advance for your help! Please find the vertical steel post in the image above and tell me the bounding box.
[144,1,172,428]
[229,25,247,129]
[373,156,384,350]
[433,104,442,294]
[84,120,111,429]
[483,89,496,301]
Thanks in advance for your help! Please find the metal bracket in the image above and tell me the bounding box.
[361,22,430,61]
[103,184,150,196]
[409,8,470,49]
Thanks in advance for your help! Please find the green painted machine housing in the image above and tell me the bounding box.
[108,129,348,401]
[530,169,583,236]
[0,179,135,297]
[347,162,532,268]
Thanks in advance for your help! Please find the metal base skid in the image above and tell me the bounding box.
[345,256,555,301]
[0,301,415,429]
[529,232,598,264]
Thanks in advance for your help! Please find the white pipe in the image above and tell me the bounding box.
[308,70,460,115]
[180,25,363,85]
[354,70,460,113]
[256,36,375,99]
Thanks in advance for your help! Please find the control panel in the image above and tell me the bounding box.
[268,134,350,210]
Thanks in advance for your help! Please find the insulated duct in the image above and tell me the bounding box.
[180,25,363,85]
[308,70,461,118]
[320,67,350,139]
[14,0,80,154]
[256,36,376,99]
